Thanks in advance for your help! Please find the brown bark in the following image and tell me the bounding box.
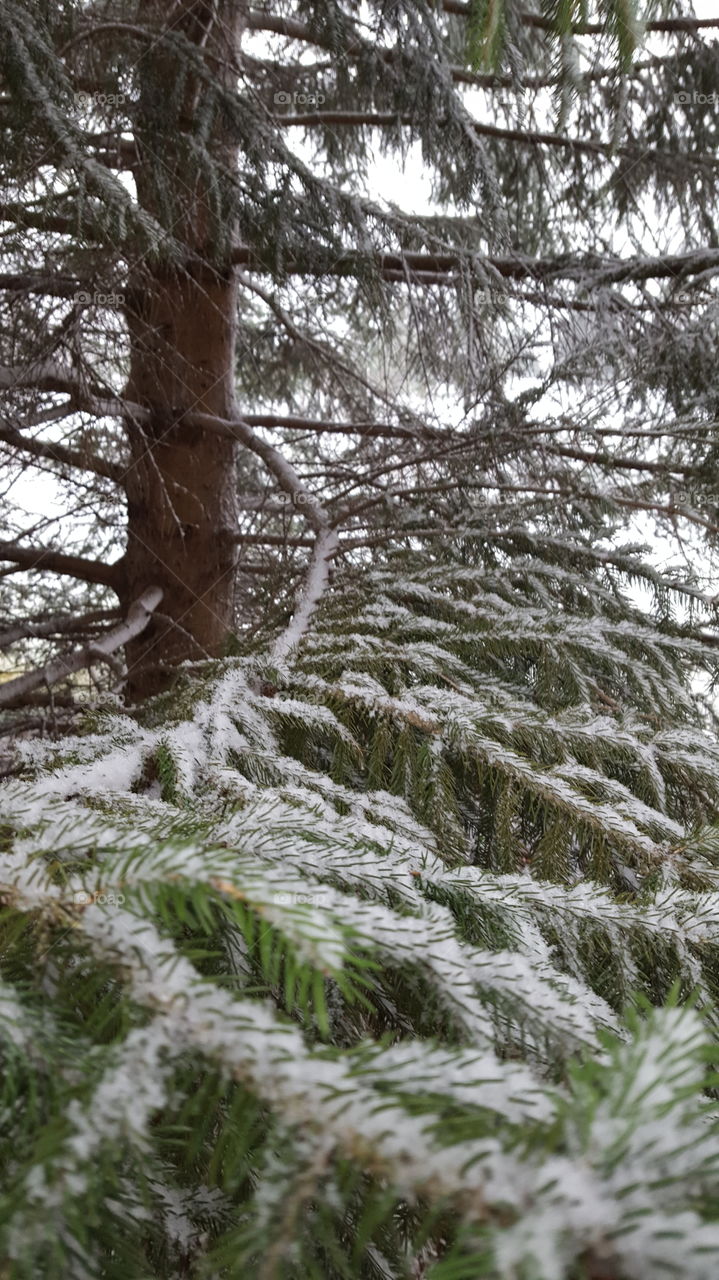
[121,260,240,697]
[118,1,246,700]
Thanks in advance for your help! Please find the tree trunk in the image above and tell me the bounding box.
[121,262,239,699]
[118,1,245,700]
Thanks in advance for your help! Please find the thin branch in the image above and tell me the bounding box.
[0,203,88,236]
[0,586,162,709]
[234,533,315,548]
[515,7,719,34]
[0,359,86,396]
[0,271,86,296]
[242,413,426,439]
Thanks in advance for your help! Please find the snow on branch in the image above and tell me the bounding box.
[272,527,340,663]
[0,586,162,709]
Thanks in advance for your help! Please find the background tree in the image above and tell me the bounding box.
[2,0,719,702]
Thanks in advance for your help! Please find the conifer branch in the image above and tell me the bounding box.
[276,110,717,169]
[272,526,340,662]
[0,539,121,587]
[0,586,162,708]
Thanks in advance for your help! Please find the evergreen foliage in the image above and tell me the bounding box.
[4,549,719,1276]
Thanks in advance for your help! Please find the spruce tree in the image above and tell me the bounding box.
[3,2,719,1276]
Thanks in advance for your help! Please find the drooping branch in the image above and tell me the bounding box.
[218,393,343,661]
[0,586,162,709]
[219,416,329,533]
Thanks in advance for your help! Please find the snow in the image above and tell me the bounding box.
[273,527,339,661]
[0,982,32,1049]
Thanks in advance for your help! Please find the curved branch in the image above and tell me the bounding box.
[0,364,332,527]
